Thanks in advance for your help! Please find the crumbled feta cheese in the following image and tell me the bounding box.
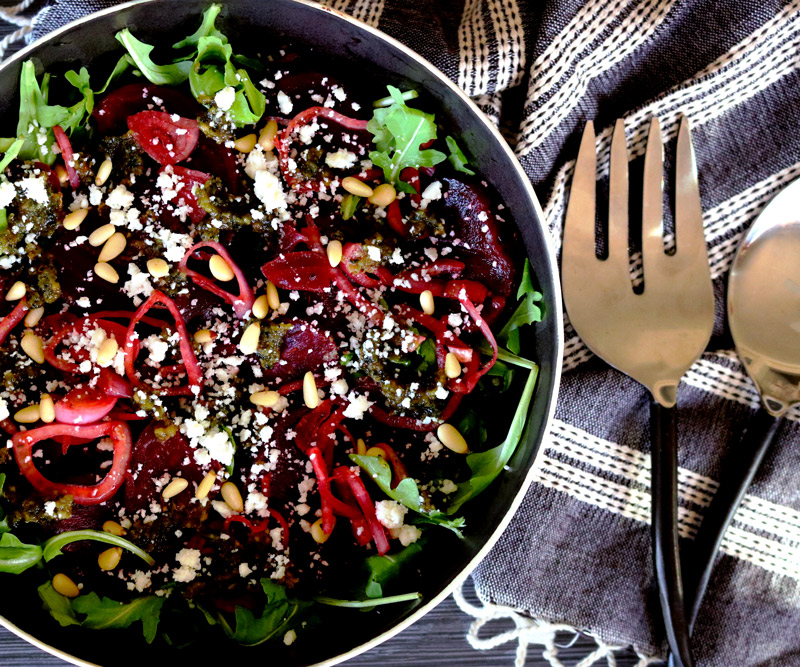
[324,149,357,170]
[375,500,407,530]
[420,181,442,201]
[173,548,202,582]
[215,86,236,111]
[366,246,381,262]
[342,392,373,420]
[277,91,293,115]
[0,181,16,208]
[254,170,288,212]
[19,176,48,205]
[396,524,422,546]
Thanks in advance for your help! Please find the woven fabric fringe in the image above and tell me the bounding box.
[0,0,37,60]
[453,579,660,667]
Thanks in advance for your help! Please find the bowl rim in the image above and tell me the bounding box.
[0,1,564,665]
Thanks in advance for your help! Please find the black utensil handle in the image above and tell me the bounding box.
[686,408,781,629]
[651,400,694,667]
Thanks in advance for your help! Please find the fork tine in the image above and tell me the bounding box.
[642,117,665,275]
[563,122,597,263]
[674,115,705,254]
[608,118,629,263]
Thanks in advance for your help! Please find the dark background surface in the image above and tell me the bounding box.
[0,1,645,665]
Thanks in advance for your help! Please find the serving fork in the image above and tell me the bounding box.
[561,116,714,667]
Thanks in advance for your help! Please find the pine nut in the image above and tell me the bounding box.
[63,208,89,231]
[266,281,280,310]
[146,258,169,278]
[341,176,373,198]
[98,232,126,262]
[96,337,119,366]
[24,307,44,328]
[239,322,260,355]
[162,477,189,500]
[14,405,40,423]
[209,254,235,282]
[258,120,278,151]
[102,520,126,536]
[221,481,244,513]
[252,294,269,319]
[326,240,343,268]
[369,183,397,207]
[196,470,216,500]
[310,518,331,544]
[54,164,69,185]
[436,423,468,454]
[194,329,214,344]
[365,446,386,459]
[98,546,122,571]
[356,438,367,456]
[444,352,461,379]
[95,158,113,186]
[21,332,44,364]
[420,290,435,315]
[39,394,55,423]
[303,371,320,409]
[89,223,115,247]
[5,281,26,301]
[94,262,119,284]
[52,574,80,598]
[250,390,280,407]
[234,133,258,153]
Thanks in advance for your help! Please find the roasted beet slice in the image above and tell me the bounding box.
[440,177,516,296]
[184,132,243,194]
[124,421,206,513]
[93,83,201,135]
[127,111,199,165]
[260,321,337,381]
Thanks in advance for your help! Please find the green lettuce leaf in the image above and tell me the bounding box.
[42,529,155,565]
[39,582,164,642]
[314,592,421,608]
[173,3,226,50]
[497,259,543,354]
[363,542,423,599]
[445,135,475,175]
[38,582,80,627]
[0,532,42,574]
[445,364,538,514]
[115,28,192,86]
[368,86,446,186]
[226,579,311,646]
[72,592,164,643]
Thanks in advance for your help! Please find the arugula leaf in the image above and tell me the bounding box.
[350,454,421,511]
[445,136,475,176]
[188,36,265,127]
[0,138,23,174]
[350,455,465,536]
[73,592,164,643]
[0,532,43,574]
[410,512,466,538]
[116,29,192,86]
[485,359,515,393]
[227,579,311,646]
[39,582,164,642]
[341,193,361,220]
[221,425,238,476]
[16,62,70,163]
[38,582,80,627]
[497,259,543,354]
[173,3,225,50]
[373,88,418,108]
[0,472,5,494]
[314,592,421,608]
[42,529,155,565]
[445,365,538,514]
[363,541,423,598]
[368,86,446,186]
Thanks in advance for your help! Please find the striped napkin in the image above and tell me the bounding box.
[14,1,800,665]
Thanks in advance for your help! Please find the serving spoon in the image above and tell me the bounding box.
[679,177,800,641]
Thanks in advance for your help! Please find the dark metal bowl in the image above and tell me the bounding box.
[0,1,563,664]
